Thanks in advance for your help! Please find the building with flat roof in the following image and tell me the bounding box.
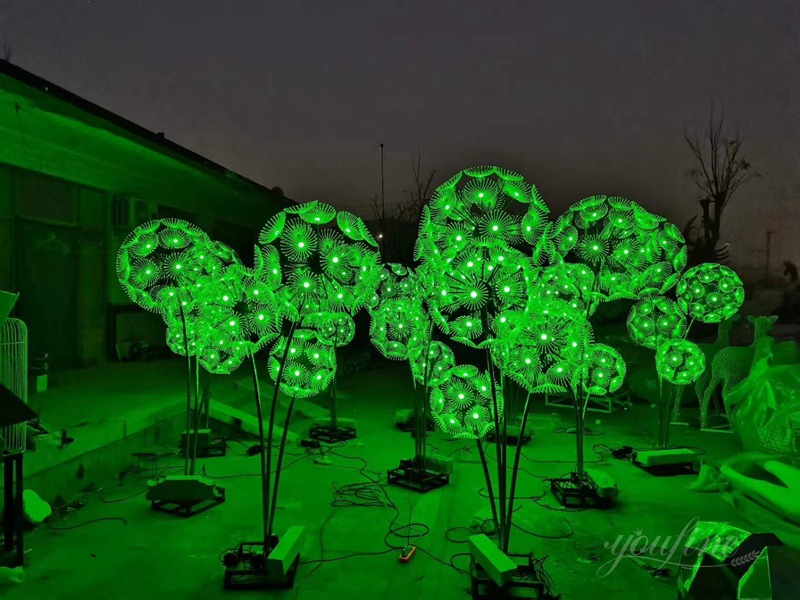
[0,59,293,368]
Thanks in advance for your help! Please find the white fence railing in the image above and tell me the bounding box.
[1,318,28,454]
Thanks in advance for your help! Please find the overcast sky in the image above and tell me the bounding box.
[2,0,798,266]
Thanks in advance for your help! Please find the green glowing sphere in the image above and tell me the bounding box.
[547,196,687,301]
[429,366,499,439]
[306,312,356,348]
[530,263,596,315]
[117,219,259,375]
[268,332,336,398]
[410,341,455,388]
[116,219,217,315]
[655,338,706,385]
[581,343,626,396]
[257,201,383,392]
[626,297,687,349]
[491,300,593,394]
[369,265,428,362]
[417,167,546,348]
[258,201,382,325]
[676,263,745,324]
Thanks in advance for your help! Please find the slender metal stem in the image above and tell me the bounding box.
[500,373,509,518]
[485,349,506,552]
[665,386,682,448]
[264,322,297,541]
[574,263,604,479]
[330,328,339,430]
[190,354,200,475]
[202,372,212,429]
[574,385,586,476]
[179,306,191,476]
[249,350,270,550]
[657,376,670,449]
[505,392,532,547]
[268,395,297,538]
[416,320,434,469]
[475,438,500,537]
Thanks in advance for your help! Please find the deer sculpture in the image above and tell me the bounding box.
[699,315,778,429]
[671,315,739,421]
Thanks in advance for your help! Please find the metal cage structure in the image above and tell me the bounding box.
[0,318,28,454]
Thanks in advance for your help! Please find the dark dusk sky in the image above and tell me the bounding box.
[1,0,798,268]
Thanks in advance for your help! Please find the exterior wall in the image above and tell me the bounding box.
[7,166,88,367]
[1,67,290,367]
[0,165,13,291]
[77,187,108,365]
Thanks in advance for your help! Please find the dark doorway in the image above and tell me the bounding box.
[14,219,80,369]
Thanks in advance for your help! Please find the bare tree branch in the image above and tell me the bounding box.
[684,102,761,265]
[399,147,436,224]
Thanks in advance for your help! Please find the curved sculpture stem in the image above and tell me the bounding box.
[485,349,506,553]
[475,438,500,538]
[416,320,434,470]
[574,385,586,477]
[264,322,297,544]
[329,328,339,430]
[504,392,532,546]
[268,395,297,538]
[179,305,191,476]
[249,350,269,550]
[190,355,200,476]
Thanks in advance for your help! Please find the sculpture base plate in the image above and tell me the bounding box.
[387,460,449,493]
[223,540,300,590]
[146,475,225,517]
[549,472,616,509]
[308,424,357,443]
[470,553,555,599]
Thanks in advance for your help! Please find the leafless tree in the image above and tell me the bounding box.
[399,148,437,224]
[368,149,437,263]
[684,102,759,264]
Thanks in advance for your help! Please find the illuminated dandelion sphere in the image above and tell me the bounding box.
[490,335,542,392]
[168,279,255,374]
[258,201,383,392]
[626,297,687,349]
[491,300,593,394]
[258,200,382,324]
[429,366,499,439]
[369,265,428,362]
[416,166,546,348]
[116,219,259,376]
[530,263,596,315]
[410,341,456,388]
[116,219,217,314]
[547,196,687,302]
[306,312,356,347]
[676,263,745,324]
[655,339,706,385]
[268,332,336,399]
[581,344,626,397]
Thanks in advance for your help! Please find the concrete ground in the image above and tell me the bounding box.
[4,359,800,599]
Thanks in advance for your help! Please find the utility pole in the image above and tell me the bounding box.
[380,143,385,222]
[765,230,775,278]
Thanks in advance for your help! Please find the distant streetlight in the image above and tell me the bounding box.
[378,233,383,239]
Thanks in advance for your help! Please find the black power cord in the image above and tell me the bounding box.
[291,448,474,599]
[47,517,128,530]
